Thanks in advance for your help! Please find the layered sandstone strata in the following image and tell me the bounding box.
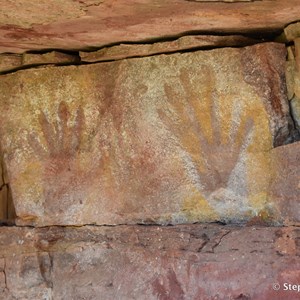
[1,0,300,53]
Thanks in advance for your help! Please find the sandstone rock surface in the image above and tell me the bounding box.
[0,54,22,72]
[0,51,79,73]
[22,51,79,66]
[0,0,300,53]
[270,142,300,225]
[284,22,300,42]
[0,160,6,220]
[285,31,300,132]
[0,42,294,226]
[80,35,258,62]
[0,224,299,299]
[0,156,15,223]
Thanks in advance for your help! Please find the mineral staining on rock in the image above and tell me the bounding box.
[0,224,300,299]
[0,42,292,226]
[159,67,256,213]
[1,0,300,54]
[27,101,92,216]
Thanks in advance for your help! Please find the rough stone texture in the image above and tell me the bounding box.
[0,54,22,73]
[291,97,300,133]
[284,25,300,133]
[0,156,15,223]
[22,51,80,66]
[80,35,258,62]
[0,0,300,53]
[0,224,299,299]
[0,160,6,220]
[240,43,293,146]
[0,187,8,221]
[286,46,296,101]
[270,142,300,225]
[0,43,293,227]
[0,51,80,73]
[284,22,300,42]
[189,0,253,2]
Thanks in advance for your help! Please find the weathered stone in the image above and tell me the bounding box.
[22,51,79,66]
[0,0,300,53]
[241,43,292,146]
[285,39,300,132]
[0,160,6,220]
[188,0,253,2]
[0,186,8,221]
[270,142,300,225]
[286,46,296,101]
[0,43,292,226]
[0,54,22,72]
[0,224,299,299]
[289,39,300,101]
[284,21,300,41]
[80,35,258,62]
[0,153,15,223]
[291,97,300,132]
[0,52,80,74]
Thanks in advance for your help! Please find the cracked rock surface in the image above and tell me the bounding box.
[0,0,300,53]
[0,224,299,300]
[1,42,298,226]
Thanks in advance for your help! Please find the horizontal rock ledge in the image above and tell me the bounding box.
[1,0,300,53]
[80,34,259,63]
[0,51,80,73]
[0,224,299,299]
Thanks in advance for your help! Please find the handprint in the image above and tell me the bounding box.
[159,68,254,197]
[28,101,102,214]
[29,101,85,173]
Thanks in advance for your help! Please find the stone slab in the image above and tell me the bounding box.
[80,35,258,62]
[270,142,300,225]
[0,159,6,220]
[0,43,294,226]
[22,51,80,66]
[0,51,80,73]
[0,54,22,73]
[0,224,299,299]
[0,0,300,53]
[285,39,300,132]
[284,22,300,42]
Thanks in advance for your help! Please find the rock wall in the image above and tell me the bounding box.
[0,16,300,300]
[1,0,300,53]
[0,151,14,223]
[0,42,299,227]
[0,224,299,300]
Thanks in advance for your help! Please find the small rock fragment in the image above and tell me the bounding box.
[22,51,79,66]
[0,54,22,73]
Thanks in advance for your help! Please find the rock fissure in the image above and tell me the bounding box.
[209,230,231,253]
[2,259,8,292]
[0,32,281,75]
[288,100,300,141]
[0,184,5,192]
